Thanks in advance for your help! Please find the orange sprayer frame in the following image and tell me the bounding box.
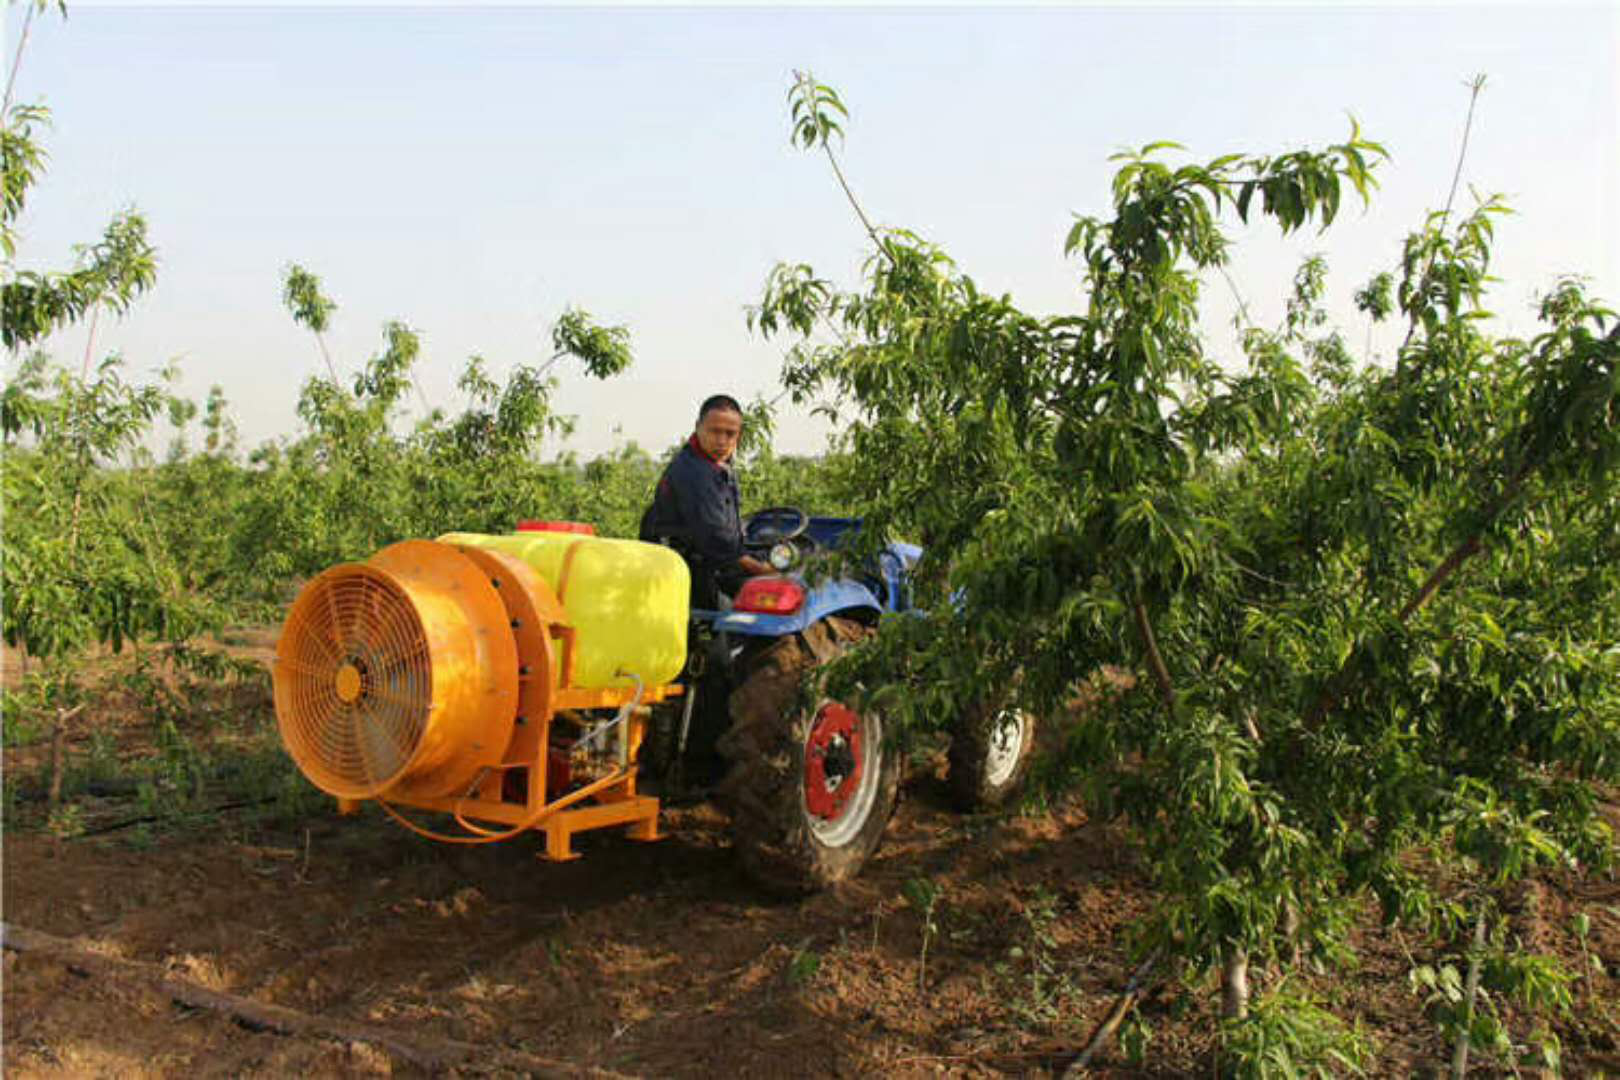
[335,543,682,861]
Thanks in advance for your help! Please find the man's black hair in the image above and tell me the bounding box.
[697,394,743,423]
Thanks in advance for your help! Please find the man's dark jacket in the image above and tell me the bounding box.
[640,436,746,606]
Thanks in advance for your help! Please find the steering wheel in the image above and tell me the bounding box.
[742,506,810,547]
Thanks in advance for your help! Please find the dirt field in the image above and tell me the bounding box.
[4,641,1618,1078]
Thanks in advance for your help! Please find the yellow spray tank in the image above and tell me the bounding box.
[273,526,689,859]
[438,529,688,690]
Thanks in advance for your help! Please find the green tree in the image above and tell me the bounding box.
[2,1,210,673]
[757,74,1619,1071]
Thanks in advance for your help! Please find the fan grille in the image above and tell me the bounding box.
[276,567,431,796]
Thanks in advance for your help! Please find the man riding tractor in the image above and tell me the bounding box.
[637,393,778,789]
[640,394,1037,890]
[638,393,772,609]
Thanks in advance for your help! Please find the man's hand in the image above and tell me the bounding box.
[739,555,773,577]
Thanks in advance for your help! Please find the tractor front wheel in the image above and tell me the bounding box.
[716,617,900,894]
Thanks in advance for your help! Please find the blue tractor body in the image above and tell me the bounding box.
[699,515,921,637]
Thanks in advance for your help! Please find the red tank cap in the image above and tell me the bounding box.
[516,520,597,535]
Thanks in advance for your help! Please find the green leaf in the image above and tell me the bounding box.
[1237,181,1256,222]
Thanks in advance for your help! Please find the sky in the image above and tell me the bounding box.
[5,2,1617,459]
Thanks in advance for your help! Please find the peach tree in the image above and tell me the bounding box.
[757,74,1619,1071]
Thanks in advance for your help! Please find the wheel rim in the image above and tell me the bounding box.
[803,702,883,847]
[983,708,1028,788]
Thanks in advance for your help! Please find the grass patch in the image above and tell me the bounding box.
[3,640,328,841]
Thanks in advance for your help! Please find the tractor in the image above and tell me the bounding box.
[270,511,1034,893]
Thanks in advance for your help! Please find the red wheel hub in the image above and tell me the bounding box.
[804,703,864,820]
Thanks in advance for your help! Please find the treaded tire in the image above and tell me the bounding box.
[947,702,1036,811]
[715,616,901,894]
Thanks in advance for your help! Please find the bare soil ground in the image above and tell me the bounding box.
[4,638,1618,1078]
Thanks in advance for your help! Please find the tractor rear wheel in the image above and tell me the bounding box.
[947,702,1036,811]
[715,617,900,894]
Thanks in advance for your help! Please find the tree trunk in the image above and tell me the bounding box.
[1222,948,1250,1021]
[47,710,71,812]
[1449,908,1489,1080]
[1281,901,1302,967]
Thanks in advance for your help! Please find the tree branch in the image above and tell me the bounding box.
[1062,950,1163,1077]
[824,142,883,254]
[1399,75,1488,361]
[1132,597,1176,719]
[1303,457,1535,731]
[1,922,614,1077]
[2,1,39,118]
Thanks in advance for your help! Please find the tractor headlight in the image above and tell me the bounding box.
[768,541,796,571]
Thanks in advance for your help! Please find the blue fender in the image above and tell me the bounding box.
[711,577,882,638]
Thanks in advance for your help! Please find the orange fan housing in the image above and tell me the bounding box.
[274,539,519,801]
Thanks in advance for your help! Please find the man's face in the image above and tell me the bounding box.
[695,407,743,464]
